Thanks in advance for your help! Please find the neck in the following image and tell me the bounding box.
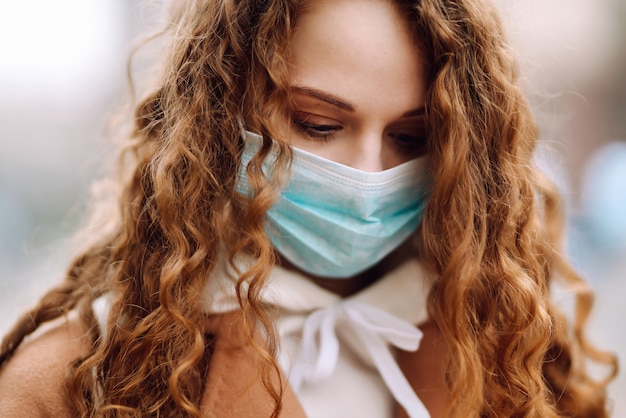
[276,240,415,298]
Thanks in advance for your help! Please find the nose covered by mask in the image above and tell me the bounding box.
[238,130,431,279]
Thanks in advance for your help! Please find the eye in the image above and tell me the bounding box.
[388,131,428,155]
[292,112,343,141]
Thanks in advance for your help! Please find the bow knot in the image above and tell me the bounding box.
[289,300,431,418]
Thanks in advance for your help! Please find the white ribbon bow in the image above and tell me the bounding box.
[289,300,431,418]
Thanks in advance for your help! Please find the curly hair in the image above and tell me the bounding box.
[0,0,617,417]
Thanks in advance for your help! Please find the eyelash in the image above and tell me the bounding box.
[292,116,342,141]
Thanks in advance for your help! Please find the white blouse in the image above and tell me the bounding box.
[202,257,435,418]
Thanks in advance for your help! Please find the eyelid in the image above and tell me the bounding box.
[392,115,426,127]
[387,120,426,134]
[292,112,342,129]
[292,110,342,125]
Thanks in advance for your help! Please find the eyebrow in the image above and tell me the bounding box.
[291,86,355,112]
[290,85,425,117]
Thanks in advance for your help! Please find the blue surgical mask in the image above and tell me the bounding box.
[238,130,430,278]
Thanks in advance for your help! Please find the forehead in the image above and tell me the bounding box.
[288,0,427,115]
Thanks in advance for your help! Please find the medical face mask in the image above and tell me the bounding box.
[238,130,431,278]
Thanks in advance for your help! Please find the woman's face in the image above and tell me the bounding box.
[285,0,428,172]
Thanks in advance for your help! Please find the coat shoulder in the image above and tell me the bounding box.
[0,314,90,417]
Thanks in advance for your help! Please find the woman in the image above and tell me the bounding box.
[0,0,617,417]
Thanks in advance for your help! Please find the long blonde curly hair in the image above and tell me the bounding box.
[0,0,617,416]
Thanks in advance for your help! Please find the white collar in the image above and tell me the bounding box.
[203,256,434,326]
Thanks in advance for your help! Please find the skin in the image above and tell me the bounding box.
[284,0,429,172]
[0,1,448,416]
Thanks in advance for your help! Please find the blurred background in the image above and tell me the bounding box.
[0,0,624,413]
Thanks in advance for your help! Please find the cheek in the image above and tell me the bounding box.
[383,145,415,168]
[290,135,345,162]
